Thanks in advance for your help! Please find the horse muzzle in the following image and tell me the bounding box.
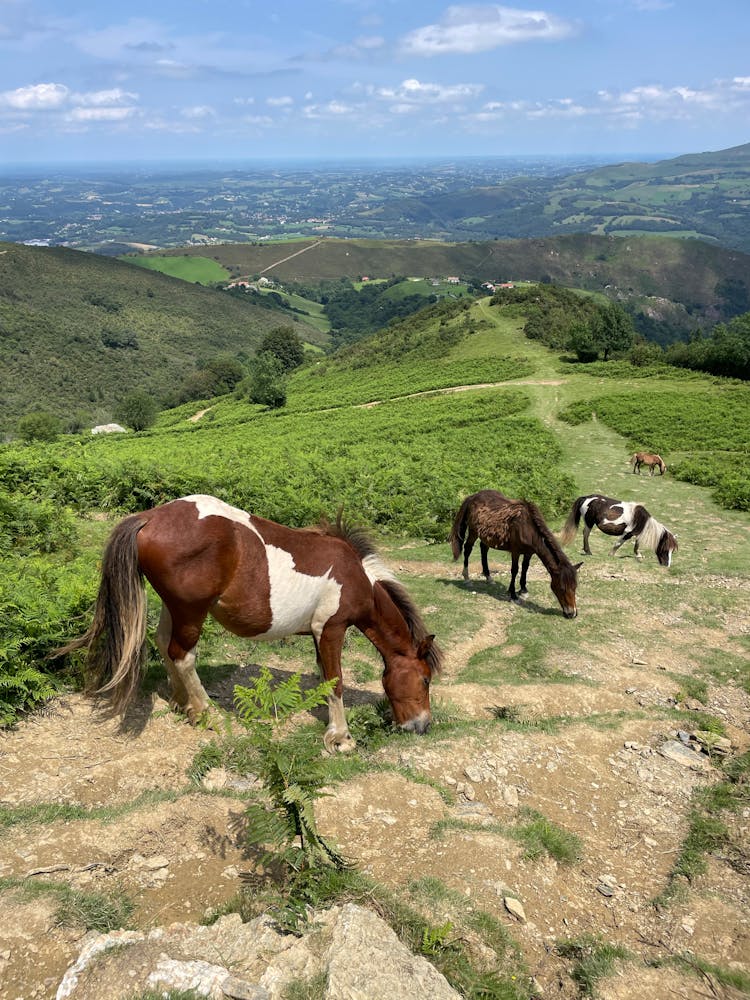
[563,607,577,619]
[400,711,431,735]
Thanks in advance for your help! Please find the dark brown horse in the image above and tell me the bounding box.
[449,490,581,618]
[631,452,667,476]
[57,495,441,752]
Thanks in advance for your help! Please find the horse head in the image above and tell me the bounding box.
[656,530,678,566]
[382,635,438,733]
[550,562,582,619]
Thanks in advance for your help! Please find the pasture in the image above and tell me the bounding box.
[1,300,748,1000]
[124,253,231,285]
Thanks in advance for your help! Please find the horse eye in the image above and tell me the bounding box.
[423,676,430,688]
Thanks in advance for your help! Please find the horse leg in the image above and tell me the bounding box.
[508,553,519,601]
[314,624,355,754]
[518,553,531,598]
[462,529,477,581]
[480,541,493,583]
[633,538,643,560]
[160,604,212,723]
[155,605,189,713]
[611,531,634,557]
[582,523,593,555]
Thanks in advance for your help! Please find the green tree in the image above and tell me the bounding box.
[592,304,635,360]
[568,322,599,362]
[115,392,158,431]
[18,411,61,442]
[247,352,287,408]
[258,326,305,373]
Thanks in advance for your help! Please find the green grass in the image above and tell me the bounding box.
[0,788,186,830]
[0,876,133,932]
[430,808,582,866]
[655,751,750,907]
[125,254,231,285]
[556,935,631,998]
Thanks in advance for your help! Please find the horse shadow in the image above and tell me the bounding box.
[199,657,387,719]
[438,576,564,617]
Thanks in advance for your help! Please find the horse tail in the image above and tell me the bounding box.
[449,496,473,560]
[559,497,584,546]
[54,514,148,715]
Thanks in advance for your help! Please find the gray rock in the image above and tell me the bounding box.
[659,740,714,772]
[503,896,527,923]
[55,905,460,1000]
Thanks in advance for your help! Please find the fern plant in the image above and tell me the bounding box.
[233,668,347,873]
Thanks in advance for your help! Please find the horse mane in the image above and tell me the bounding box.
[316,509,443,677]
[637,511,667,552]
[316,508,379,561]
[523,500,575,575]
[378,578,443,676]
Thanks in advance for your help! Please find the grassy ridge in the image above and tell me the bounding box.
[167,234,750,342]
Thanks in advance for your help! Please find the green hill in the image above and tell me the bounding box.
[0,242,325,433]
[351,142,750,252]
[164,233,750,341]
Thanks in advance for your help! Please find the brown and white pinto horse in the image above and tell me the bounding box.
[560,495,678,566]
[58,495,441,752]
[449,490,581,618]
[631,452,667,476]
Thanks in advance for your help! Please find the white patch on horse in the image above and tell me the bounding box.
[361,553,399,586]
[181,494,262,538]
[258,546,342,640]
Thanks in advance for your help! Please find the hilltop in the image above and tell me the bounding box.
[0,242,324,433]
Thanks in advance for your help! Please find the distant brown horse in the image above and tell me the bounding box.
[449,490,581,618]
[631,452,667,476]
[56,495,441,752]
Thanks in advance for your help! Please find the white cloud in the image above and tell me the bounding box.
[376,78,484,104]
[302,100,357,119]
[67,106,137,122]
[71,88,138,107]
[181,105,215,119]
[400,4,576,56]
[266,95,293,106]
[0,82,69,110]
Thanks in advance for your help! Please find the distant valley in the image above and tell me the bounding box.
[1,143,749,252]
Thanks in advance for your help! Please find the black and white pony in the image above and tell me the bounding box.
[560,495,678,566]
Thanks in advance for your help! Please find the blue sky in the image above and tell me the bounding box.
[0,0,748,163]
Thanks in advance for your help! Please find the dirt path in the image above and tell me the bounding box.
[2,377,749,1000]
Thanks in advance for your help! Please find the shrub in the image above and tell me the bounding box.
[18,411,61,442]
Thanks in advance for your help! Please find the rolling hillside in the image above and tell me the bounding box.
[166,232,750,339]
[0,242,325,433]
[349,142,750,252]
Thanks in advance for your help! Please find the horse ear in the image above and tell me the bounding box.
[573,562,584,571]
[417,635,435,658]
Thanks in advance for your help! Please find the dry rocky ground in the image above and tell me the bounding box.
[1,550,748,1000]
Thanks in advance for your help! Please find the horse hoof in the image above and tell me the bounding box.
[518,591,528,601]
[324,730,356,754]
